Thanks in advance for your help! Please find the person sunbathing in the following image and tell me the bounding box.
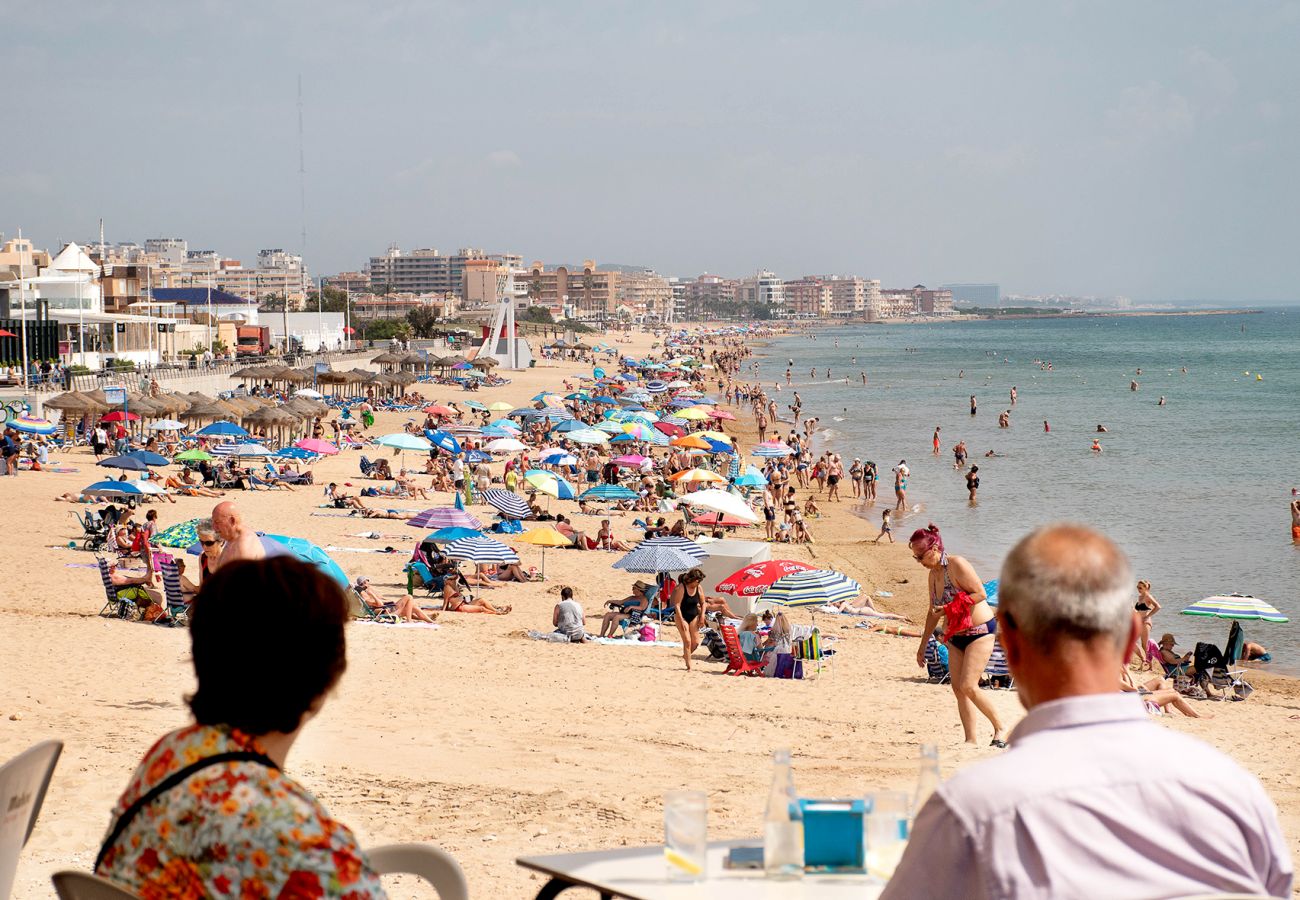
[359,506,407,519]
[554,514,594,550]
[393,475,430,500]
[596,519,632,551]
[324,483,366,510]
[107,562,163,610]
[598,581,650,637]
[443,584,510,615]
[704,594,741,620]
[165,473,223,498]
[831,595,910,620]
[355,577,436,624]
[483,562,530,583]
[1120,667,1210,718]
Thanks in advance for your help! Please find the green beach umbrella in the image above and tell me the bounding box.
[1179,594,1288,623]
[174,449,214,462]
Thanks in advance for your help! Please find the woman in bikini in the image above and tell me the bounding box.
[1135,580,1161,669]
[910,523,1007,747]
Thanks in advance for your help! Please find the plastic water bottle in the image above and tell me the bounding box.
[912,744,941,821]
[764,748,804,879]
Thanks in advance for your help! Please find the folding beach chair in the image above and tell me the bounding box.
[158,560,189,627]
[96,558,147,621]
[793,626,831,679]
[924,635,950,684]
[1194,642,1252,701]
[720,624,765,676]
[347,588,400,624]
[982,637,1014,690]
[1,741,64,900]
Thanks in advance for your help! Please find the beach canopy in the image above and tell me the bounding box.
[579,484,638,502]
[424,526,481,543]
[80,479,166,498]
[375,433,432,452]
[762,569,861,608]
[524,470,576,500]
[482,488,532,520]
[716,560,818,596]
[195,421,249,438]
[675,489,760,524]
[406,507,484,531]
[444,536,520,565]
[1180,594,1288,623]
[612,536,709,574]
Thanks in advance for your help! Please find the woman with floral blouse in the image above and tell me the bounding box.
[95,557,387,898]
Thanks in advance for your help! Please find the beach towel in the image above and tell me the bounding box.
[354,620,440,630]
[324,545,399,554]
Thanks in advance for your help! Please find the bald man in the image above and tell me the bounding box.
[211,501,265,572]
[884,524,1292,899]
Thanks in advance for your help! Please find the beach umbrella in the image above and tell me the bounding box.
[81,479,166,498]
[566,428,610,446]
[263,534,350,589]
[173,448,214,462]
[218,442,275,458]
[375,433,433,452]
[670,434,711,450]
[1180,595,1288,623]
[148,419,185,431]
[525,470,576,500]
[645,380,668,393]
[669,468,726,485]
[612,536,708,574]
[592,395,618,405]
[579,484,639,502]
[544,453,579,467]
[691,512,753,528]
[150,519,202,549]
[515,526,572,578]
[424,404,458,417]
[424,526,481,543]
[487,401,514,412]
[125,450,170,467]
[463,400,488,411]
[99,410,141,423]
[708,409,737,421]
[540,409,574,421]
[488,418,521,432]
[407,507,484,531]
[486,437,527,453]
[294,388,324,399]
[622,423,657,441]
[654,421,686,438]
[763,569,862,608]
[716,560,818,596]
[697,431,732,444]
[550,420,588,434]
[613,454,648,467]
[595,420,626,434]
[195,421,250,438]
[735,466,768,487]
[464,449,494,464]
[482,488,532,520]
[444,536,520,565]
[97,455,150,472]
[8,415,58,436]
[676,408,709,421]
[668,398,700,409]
[426,430,463,455]
[293,438,338,455]
[752,442,794,458]
[675,489,760,524]
[275,447,317,460]
[704,438,734,455]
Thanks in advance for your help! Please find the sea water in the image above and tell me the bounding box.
[752,309,1300,674]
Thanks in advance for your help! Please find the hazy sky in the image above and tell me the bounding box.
[4,1,1298,302]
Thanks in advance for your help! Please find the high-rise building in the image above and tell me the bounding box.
[826,277,881,318]
[940,283,999,306]
[617,270,673,322]
[782,277,833,318]
[367,246,522,296]
[519,260,618,321]
[735,271,786,313]
[679,274,738,321]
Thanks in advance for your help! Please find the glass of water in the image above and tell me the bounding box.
[865,790,910,882]
[664,790,708,881]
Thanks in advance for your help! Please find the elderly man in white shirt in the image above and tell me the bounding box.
[883,523,1292,900]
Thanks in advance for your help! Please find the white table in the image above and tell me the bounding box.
[517,840,885,899]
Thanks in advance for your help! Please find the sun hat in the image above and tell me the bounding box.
[1159,633,1176,646]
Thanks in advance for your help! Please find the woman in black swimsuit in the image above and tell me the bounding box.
[671,568,708,671]
[909,523,1007,747]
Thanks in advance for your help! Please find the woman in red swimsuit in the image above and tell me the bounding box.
[910,524,1008,748]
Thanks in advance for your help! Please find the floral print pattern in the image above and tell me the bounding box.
[97,724,386,898]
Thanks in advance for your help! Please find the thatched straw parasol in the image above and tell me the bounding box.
[471,356,499,370]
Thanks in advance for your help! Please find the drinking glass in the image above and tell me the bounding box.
[865,790,910,882]
[664,790,708,881]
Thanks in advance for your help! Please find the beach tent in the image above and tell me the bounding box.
[692,539,772,617]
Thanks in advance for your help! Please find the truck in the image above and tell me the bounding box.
[235,325,272,356]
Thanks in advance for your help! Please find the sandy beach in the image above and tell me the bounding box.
[2,326,1298,898]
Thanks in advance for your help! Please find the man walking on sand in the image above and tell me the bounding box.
[211,501,266,572]
[883,524,1292,899]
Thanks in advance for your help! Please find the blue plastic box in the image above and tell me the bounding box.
[798,799,866,870]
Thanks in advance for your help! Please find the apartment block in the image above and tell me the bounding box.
[367,246,522,296]
[519,260,619,321]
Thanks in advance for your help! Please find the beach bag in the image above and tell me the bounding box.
[1174,675,1206,699]
[638,624,657,642]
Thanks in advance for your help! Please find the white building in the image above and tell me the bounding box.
[269,312,347,353]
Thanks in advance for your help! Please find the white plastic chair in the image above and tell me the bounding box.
[50,871,140,900]
[0,739,63,899]
[368,843,470,900]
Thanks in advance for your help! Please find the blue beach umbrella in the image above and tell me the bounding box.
[261,534,350,589]
[425,430,462,455]
[425,526,482,543]
[195,421,250,438]
[580,484,638,502]
[97,455,150,472]
[125,450,170,467]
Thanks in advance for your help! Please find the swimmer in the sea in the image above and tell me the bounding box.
[860,371,867,385]
[1043,420,1050,432]
[1158,396,1166,406]
[1097,424,1108,432]
[1091,439,1103,453]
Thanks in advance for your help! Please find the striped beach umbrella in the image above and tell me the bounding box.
[482,488,533,519]
[763,570,862,608]
[406,507,484,531]
[752,442,794,458]
[444,536,520,564]
[580,483,639,502]
[612,537,709,574]
[566,428,610,445]
[1180,595,1288,623]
